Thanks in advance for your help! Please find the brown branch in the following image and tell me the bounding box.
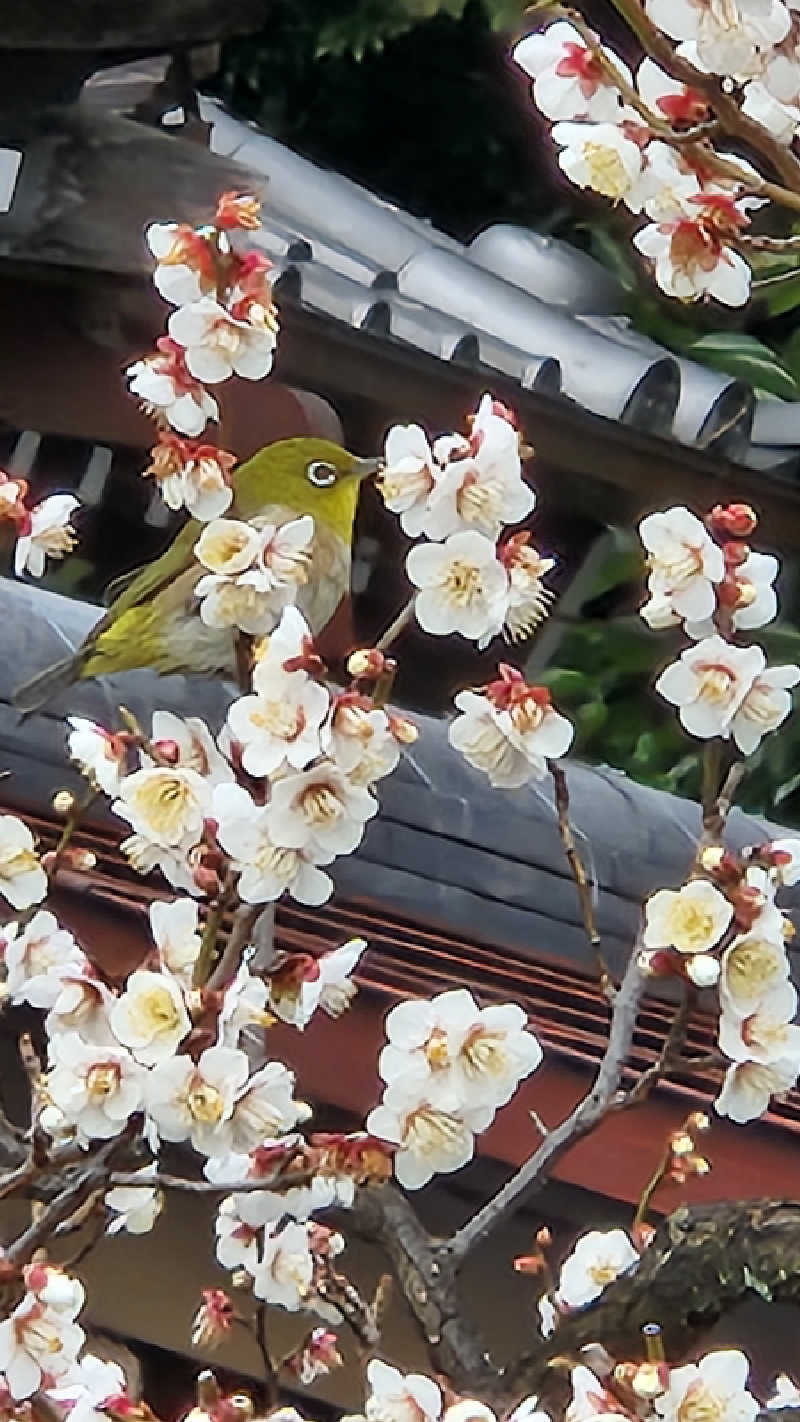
[549,761,613,997]
[506,1199,800,1406]
[5,1131,136,1267]
[617,983,693,1109]
[206,903,264,992]
[376,598,417,653]
[447,946,646,1262]
[254,1305,279,1408]
[604,0,800,193]
[106,1167,323,1194]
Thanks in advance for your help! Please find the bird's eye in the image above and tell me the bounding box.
[306,461,338,488]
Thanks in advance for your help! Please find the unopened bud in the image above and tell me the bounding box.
[689,1111,711,1132]
[637,948,677,977]
[389,713,419,745]
[722,540,750,568]
[193,864,221,896]
[685,953,720,988]
[670,1132,694,1157]
[699,846,726,873]
[347,648,386,680]
[709,503,758,539]
[614,1363,637,1389]
[784,917,795,940]
[152,738,181,764]
[513,1253,545,1275]
[686,1153,711,1175]
[669,1168,687,1185]
[535,1226,552,1247]
[632,1363,669,1400]
[64,847,97,872]
[296,1100,313,1123]
[52,790,76,816]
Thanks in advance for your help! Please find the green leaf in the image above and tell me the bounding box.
[582,533,643,603]
[575,701,609,736]
[538,667,589,701]
[776,770,800,806]
[684,332,800,400]
[760,271,800,319]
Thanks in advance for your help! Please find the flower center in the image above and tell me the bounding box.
[587,1258,620,1287]
[301,786,343,826]
[130,985,180,1037]
[583,143,631,199]
[463,1029,507,1077]
[0,847,38,880]
[697,665,735,704]
[424,1029,451,1070]
[133,775,197,839]
[254,844,301,883]
[188,1080,225,1124]
[739,684,778,727]
[405,1106,468,1158]
[442,559,483,605]
[212,321,243,356]
[678,1381,726,1422]
[251,701,304,740]
[650,543,703,589]
[457,475,501,526]
[726,939,783,1000]
[86,1064,121,1100]
[670,903,715,952]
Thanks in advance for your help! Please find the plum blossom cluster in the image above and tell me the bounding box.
[0,471,79,581]
[549,1345,760,1422]
[127,192,277,519]
[377,396,552,646]
[642,504,798,756]
[64,608,410,907]
[192,514,316,637]
[366,988,542,1188]
[511,13,799,306]
[642,837,800,1121]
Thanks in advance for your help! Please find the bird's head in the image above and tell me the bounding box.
[233,438,381,544]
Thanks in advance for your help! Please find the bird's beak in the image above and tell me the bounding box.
[351,456,384,481]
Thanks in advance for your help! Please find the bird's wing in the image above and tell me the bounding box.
[94,520,202,625]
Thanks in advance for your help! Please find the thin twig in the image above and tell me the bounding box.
[617,983,693,1110]
[106,1166,322,1193]
[206,903,263,992]
[376,597,417,653]
[254,1305,279,1406]
[448,946,646,1260]
[193,871,237,988]
[549,761,613,998]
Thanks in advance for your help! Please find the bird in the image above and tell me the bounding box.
[14,437,379,713]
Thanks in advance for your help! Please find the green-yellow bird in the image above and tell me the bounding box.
[14,437,379,713]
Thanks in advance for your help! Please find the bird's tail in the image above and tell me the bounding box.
[13,654,84,716]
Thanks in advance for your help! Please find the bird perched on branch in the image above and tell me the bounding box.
[14,437,379,712]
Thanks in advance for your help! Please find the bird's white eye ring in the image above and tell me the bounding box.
[306,460,337,487]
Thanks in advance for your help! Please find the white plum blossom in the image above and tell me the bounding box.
[323,703,401,786]
[719,981,800,1065]
[556,1229,639,1309]
[656,1351,760,1422]
[105,1164,163,1235]
[195,573,284,637]
[637,142,705,225]
[126,348,218,437]
[729,551,780,632]
[47,1036,145,1141]
[645,0,791,77]
[633,208,753,307]
[636,56,710,126]
[145,1046,249,1154]
[3,912,84,1008]
[366,1077,493,1190]
[109,969,191,1066]
[639,507,724,625]
[379,989,542,1111]
[218,964,271,1048]
[378,425,437,537]
[67,718,127,796]
[45,967,117,1047]
[365,1359,442,1422]
[407,531,509,641]
[146,222,216,305]
[268,763,378,859]
[449,682,573,789]
[268,939,367,1029]
[149,897,202,983]
[251,1221,314,1309]
[716,1054,799,1122]
[112,766,210,850]
[145,711,233,787]
[655,636,765,739]
[720,920,791,1017]
[550,123,646,208]
[15,495,79,579]
[227,670,329,778]
[195,518,263,576]
[48,1352,127,1422]
[421,397,534,542]
[643,880,733,956]
[215,1194,262,1272]
[513,21,629,122]
[159,447,234,522]
[217,1060,308,1154]
[168,296,277,383]
[213,783,334,906]
[730,664,800,755]
[0,1293,84,1399]
[0,815,47,910]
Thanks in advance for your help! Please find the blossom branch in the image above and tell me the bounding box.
[447,945,647,1262]
[549,761,613,998]
[603,0,800,194]
[105,1167,324,1193]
